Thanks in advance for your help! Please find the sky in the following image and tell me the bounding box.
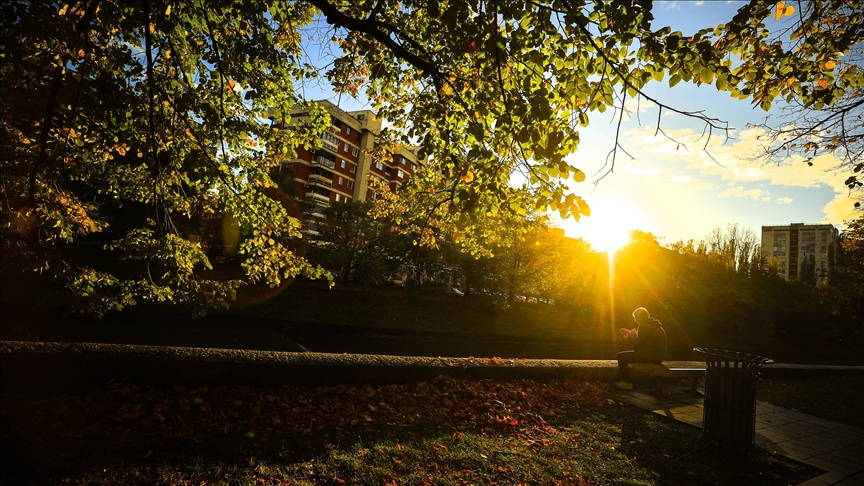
[298,1,861,251]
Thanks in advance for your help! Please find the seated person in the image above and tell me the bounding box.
[614,307,667,390]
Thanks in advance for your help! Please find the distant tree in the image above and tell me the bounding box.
[799,254,818,286]
[313,201,396,284]
[704,223,762,277]
[826,214,864,339]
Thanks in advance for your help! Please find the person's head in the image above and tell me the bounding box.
[632,307,650,325]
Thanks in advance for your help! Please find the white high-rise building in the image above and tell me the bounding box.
[761,223,839,285]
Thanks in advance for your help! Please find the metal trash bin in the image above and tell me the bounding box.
[694,347,773,449]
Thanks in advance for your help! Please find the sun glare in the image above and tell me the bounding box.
[564,197,651,254]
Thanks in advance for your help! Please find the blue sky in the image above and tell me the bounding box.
[297,1,860,250]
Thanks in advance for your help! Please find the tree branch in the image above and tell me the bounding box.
[306,0,445,84]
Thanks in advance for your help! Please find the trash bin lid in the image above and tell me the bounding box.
[693,347,774,367]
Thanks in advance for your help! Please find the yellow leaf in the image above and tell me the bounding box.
[58,4,68,15]
[825,60,836,69]
[460,171,474,183]
[165,5,171,15]
[774,2,785,20]
[245,431,256,438]
[784,5,794,16]
[77,49,85,58]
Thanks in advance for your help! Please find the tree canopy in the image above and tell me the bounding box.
[2,0,862,315]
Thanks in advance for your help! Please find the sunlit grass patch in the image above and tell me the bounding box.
[2,377,820,485]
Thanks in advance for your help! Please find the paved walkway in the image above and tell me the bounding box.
[617,387,864,486]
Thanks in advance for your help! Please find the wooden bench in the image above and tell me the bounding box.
[629,363,705,394]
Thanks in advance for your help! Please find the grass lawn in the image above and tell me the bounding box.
[1,377,820,485]
[758,376,864,428]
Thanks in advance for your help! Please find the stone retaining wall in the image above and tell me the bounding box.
[2,341,861,394]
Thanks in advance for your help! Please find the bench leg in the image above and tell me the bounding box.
[689,377,701,394]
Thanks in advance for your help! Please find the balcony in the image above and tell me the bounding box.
[305,192,331,207]
[311,155,336,170]
[308,174,333,188]
[321,132,340,154]
[306,206,327,220]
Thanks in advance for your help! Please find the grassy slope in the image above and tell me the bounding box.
[3,267,857,362]
[758,376,864,428]
[222,280,607,342]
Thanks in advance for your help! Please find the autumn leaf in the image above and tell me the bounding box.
[775,2,794,19]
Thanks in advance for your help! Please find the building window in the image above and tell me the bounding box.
[345,126,351,135]
[397,169,404,178]
[344,143,349,152]
[351,147,359,157]
[347,180,354,189]
[411,163,417,171]
[376,161,384,171]
[354,131,360,140]
[341,159,346,169]
[345,197,351,203]
[349,164,356,173]
[338,176,344,185]
[335,194,341,202]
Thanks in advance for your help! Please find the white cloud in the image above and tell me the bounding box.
[665,174,714,189]
[623,125,858,223]
[623,97,656,114]
[821,193,860,228]
[624,126,839,189]
[619,165,662,177]
[776,197,794,204]
[718,186,764,200]
[761,197,771,202]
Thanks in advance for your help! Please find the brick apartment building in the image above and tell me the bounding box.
[276,100,422,237]
[761,223,839,285]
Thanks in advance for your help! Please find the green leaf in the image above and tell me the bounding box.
[578,112,589,127]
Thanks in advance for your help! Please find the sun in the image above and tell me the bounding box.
[563,196,652,254]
